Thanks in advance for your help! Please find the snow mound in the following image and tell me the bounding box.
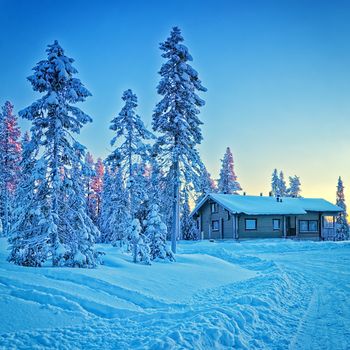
[1,238,350,349]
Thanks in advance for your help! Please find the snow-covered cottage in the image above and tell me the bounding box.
[191,194,343,240]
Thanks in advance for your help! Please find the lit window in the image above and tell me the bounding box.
[273,219,280,231]
[324,216,334,228]
[245,219,257,230]
[211,220,219,231]
[211,203,218,213]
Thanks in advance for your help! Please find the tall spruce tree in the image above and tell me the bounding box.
[0,101,22,236]
[152,27,206,253]
[10,41,99,267]
[218,147,241,194]
[108,89,153,214]
[107,89,153,262]
[335,176,349,240]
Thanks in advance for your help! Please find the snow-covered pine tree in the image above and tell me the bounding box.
[218,147,241,195]
[107,89,153,261]
[335,176,349,240]
[287,175,301,197]
[197,165,216,200]
[13,40,99,268]
[145,204,175,261]
[108,89,153,213]
[0,101,22,236]
[271,169,280,197]
[90,157,104,225]
[8,148,52,267]
[181,190,198,240]
[152,27,207,253]
[279,171,287,197]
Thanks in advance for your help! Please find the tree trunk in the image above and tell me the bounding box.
[172,159,180,254]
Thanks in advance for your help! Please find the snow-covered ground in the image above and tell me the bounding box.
[0,238,349,350]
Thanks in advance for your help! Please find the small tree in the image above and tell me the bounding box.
[145,204,175,261]
[335,176,349,240]
[218,147,241,194]
[129,218,151,264]
[181,190,198,240]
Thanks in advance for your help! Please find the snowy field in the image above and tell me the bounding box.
[0,238,349,350]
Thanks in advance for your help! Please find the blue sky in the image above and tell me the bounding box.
[1,0,349,201]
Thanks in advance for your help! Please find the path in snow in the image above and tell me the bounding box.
[0,239,349,349]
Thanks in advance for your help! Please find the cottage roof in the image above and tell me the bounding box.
[192,193,343,216]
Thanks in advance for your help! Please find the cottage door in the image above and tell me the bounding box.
[286,216,291,236]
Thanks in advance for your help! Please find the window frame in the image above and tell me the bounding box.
[272,219,281,231]
[245,218,257,231]
[211,220,220,231]
[211,203,218,214]
[299,220,319,232]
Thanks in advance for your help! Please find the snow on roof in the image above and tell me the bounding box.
[192,194,343,216]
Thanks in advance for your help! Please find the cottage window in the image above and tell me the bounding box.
[273,219,280,231]
[245,219,257,230]
[211,203,218,213]
[211,220,219,231]
[324,216,335,228]
[309,220,318,232]
[299,220,318,232]
[299,220,308,232]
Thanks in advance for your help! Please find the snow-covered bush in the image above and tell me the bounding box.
[130,218,151,265]
[145,204,175,261]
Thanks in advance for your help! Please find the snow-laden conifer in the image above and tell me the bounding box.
[108,89,153,213]
[8,153,51,266]
[218,147,241,194]
[11,41,99,267]
[271,169,280,197]
[152,27,206,253]
[279,171,287,197]
[287,176,301,197]
[181,190,198,240]
[335,176,349,240]
[145,204,175,261]
[129,218,151,264]
[0,101,22,236]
